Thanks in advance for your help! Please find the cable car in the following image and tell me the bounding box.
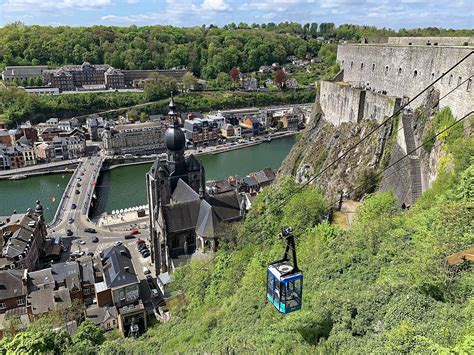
[266,227,303,314]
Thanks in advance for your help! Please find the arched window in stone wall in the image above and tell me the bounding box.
[385,66,389,75]
[457,77,462,86]
[372,63,375,71]
[360,63,364,70]
[449,74,453,85]
[467,79,472,91]
[413,70,418,78]
[398,68,402,75]
[431,72,435,80]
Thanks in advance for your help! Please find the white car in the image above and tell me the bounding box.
[77,240,86,245]
[114,241,123,246]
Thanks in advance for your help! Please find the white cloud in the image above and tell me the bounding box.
[127,0,139,4]
[200,0,231,11]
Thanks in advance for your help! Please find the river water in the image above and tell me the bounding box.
[0,136,295,220]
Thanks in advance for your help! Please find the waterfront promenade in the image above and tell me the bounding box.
[0,159,80,179]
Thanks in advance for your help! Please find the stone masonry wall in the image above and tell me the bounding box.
[337,44,473,119]
[320,80,400,126]
[387,37,473,46]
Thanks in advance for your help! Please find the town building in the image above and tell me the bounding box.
[104,67,125,89]
[183,117,219,146]
[0,201,47,271]
[147,97,243,275]
[0,269,27,315]
[52,136,86,160]
[86,305,119,331]
[0,145,24,169]
[1,66,48,82]
[23,87,60,95]
[0,153,11,171]
[102,121,167,155]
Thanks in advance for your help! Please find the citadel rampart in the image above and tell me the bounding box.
[336,44,473,119]
[320,81,400,126]
[387,36,473,46]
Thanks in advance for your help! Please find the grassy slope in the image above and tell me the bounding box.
[99,116,473,353]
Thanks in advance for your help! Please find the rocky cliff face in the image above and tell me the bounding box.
[279,106,393,205]
[279,90,465,207]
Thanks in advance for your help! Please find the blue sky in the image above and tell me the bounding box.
[1,0,473,29]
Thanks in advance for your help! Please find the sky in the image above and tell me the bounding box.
[0,0,473,29]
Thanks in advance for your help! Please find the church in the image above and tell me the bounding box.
[147,96,244,275]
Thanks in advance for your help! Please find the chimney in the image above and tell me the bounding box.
[124,266,130,273]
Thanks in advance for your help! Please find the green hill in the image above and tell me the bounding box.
[1,116,472,354]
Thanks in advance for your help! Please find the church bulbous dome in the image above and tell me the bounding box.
[165,126,185,151]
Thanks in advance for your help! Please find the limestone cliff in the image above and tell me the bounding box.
[279,106,394,205]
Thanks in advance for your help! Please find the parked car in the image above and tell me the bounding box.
[125,234,135,240]
[130,230,141,235]
[141,251,150,258]
[114,241,123,246]
[71,203,77,210]
[143,267,151,275]
[136,239,145,245]
[68,218,74,224]
[66,229,73,236]
[138,244,148,251]
[76,183,81,187]
[77,240,86,245]
[84,228,96,233]
[92,236,99,243]
[75,190,80,195]
[87,251,95,257]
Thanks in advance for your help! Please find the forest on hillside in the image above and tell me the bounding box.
[1,108,472,353]
[0,22,472,79]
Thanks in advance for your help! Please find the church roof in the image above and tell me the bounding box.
[172,179,200,203]
[207,191,243,221]
[195,200,220,239]
[163,200,201,233]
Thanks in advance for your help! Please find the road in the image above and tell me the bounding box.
[47,156,152,297]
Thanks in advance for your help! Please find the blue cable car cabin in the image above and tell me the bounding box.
[266,227,303,314]
[267,261,303,314]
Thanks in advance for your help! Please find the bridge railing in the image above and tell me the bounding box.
[49,161,82,228]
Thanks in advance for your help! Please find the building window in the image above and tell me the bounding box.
[360,63,364,70]
[172,237,179,249]
[372,63,375,71]
[458,77,462,86]
[113,319,116,326]
[17,298,25,306]
[467,79,472,91]
[449,74,453,85]
[0,303,5,309]
[431,72,435,80]
[398,68,402,75]
[350,61,353,69]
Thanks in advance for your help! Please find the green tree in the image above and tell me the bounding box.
[182,72,198,91]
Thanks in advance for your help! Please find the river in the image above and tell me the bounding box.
[0,136,295,220]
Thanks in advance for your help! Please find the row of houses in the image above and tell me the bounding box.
[0,204,147,337]
[2,64,187,92]
[0,244,146,338]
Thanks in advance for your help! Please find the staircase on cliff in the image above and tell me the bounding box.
[402,113,423,202]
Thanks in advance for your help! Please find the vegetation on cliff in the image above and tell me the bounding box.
[2,116,471,353]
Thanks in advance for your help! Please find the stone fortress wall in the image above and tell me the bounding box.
[336,44,473,119]
[387,36,473,46]
[320,81,401,126]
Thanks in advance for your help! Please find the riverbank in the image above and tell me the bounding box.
[102,130,299,171]
[0,159,79,180]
